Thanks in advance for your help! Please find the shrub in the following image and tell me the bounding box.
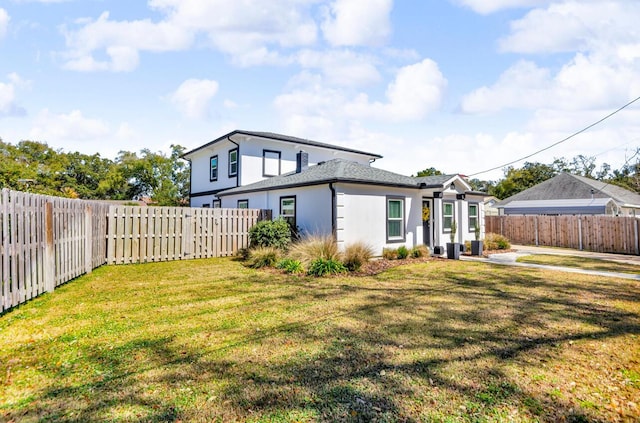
[484,233,511,250]
[410,245,429,258]
[382,248,397,260]
[289,234,340,267]
[246,246,281,268]
[464,240,471,252]
[307,258,347,277]
[396,245,409,259]
[342,241,374,271]
[249,218,292,250]
[275,258,305,274]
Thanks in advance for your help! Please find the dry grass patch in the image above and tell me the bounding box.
[0,258,639,422]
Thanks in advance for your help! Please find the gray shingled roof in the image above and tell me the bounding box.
[217,159,456,196]
[497,172,640,207]
[182,129,383,159]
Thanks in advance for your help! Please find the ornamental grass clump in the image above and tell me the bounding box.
[246,246,281,268]
[289,234,340,267]
[410,244,429,258]
[342,241,374,271]
[382,248,398,260]
[484,233,511,250]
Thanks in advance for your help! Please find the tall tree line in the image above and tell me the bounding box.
[0,139,189,206]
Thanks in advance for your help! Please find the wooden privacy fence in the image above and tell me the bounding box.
[1,189,110,312]
[486,215,640,255]
[106,206,266,264]
[1,188,269,313]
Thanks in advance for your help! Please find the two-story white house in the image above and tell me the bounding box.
[183,130,485,254]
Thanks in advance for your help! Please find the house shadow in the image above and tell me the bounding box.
[10,261,639,422]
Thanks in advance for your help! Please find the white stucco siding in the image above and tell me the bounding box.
[220,185,333,236]
[187,139,238,204]
[335,184,422,254]
[240,139,373,186]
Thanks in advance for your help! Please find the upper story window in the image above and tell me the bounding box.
[443,201,454,231]
[263,150,281,177]
[210,155,218,181]
[386,196,405,242]
[468,203,479,232]
[228,148,238,177]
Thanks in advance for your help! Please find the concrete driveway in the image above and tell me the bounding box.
[463,244,640,281]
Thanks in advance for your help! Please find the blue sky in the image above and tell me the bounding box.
[1,0,639,180]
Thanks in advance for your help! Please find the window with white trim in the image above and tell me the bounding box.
[228,148,238,177]
[386,197,405,242]
[210,155,218,181]
[443,201,454,231]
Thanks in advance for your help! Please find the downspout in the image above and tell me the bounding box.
[187,157,193,207]
[329,182,337,241]
[227,135,240,188]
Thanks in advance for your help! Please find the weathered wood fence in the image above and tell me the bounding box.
[1,188,268,313]
[486,215,640,255]
[106,206,265,264]
[1,189,110,312]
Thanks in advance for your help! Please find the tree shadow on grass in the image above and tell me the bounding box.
[3,261,639,422]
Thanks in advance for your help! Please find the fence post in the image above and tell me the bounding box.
[44,201,55,293]
[534,216,539,246]
[635,219,639,256]
[578,217,583,251]
[85,205,93,274]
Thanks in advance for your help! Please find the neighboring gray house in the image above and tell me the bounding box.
[183,130,486,254]
[496,173,640,216]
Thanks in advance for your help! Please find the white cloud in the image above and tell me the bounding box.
[0,73,27,117]
[169,78,219,119]
[296,49,381,86]
[0,8,9,40]
[274,58,447,159]
[462,53,640,114]
[346,58,447,121]
[60,1,320,71]
[455,0,550,15]
[29,109,110,141]
[499,1,640,55]
[321,0,393,47]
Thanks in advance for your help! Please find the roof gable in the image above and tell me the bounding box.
[182,129,383,160]
[497,172,640,207]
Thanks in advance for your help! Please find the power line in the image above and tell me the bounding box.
[468,95,640,177]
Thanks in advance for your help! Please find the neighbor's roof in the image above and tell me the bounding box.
[502,198,615,215]
[217,159,459,196]
[182,130,383,159]
[497,172,640,208]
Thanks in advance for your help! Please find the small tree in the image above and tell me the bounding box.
[474,223,480,241]
[449,220,457,243]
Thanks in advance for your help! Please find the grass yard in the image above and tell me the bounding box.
[1,257,639,422]
[516,254,640,275]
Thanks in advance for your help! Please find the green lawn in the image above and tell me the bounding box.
[516,253,640,275]
[1,258,639,422]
